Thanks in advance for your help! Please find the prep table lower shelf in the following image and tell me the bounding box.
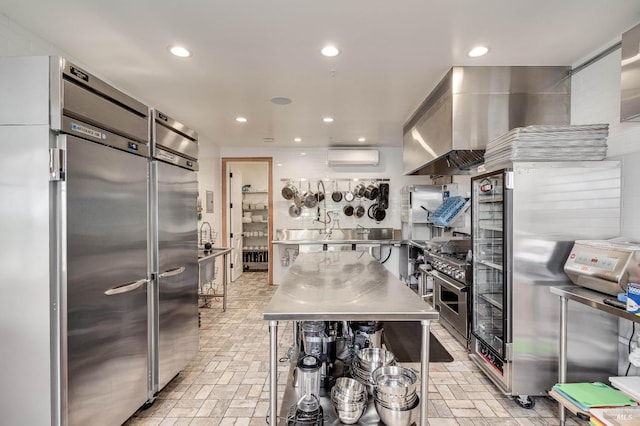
[263,251,438,426]
[279,361,385,425]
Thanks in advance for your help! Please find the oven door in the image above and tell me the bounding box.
[431,270,469,346]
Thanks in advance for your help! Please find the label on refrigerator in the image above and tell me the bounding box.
[71,122,105,140]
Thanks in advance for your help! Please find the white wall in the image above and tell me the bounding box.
[197,143,222,245]
[570,27,640,376]
[571,43,640,240]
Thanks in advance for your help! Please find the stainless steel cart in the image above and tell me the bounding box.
[263,251,439,425]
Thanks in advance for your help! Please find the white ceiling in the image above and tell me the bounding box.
[2,1,640,149]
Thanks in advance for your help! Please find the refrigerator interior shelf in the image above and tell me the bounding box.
[479,260,503,271]
[480,293,504,310]
[480,226,503,232]
[478,196,504,203]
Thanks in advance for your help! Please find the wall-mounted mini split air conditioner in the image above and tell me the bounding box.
[327,149,379,166]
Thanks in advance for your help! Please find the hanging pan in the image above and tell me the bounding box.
[344,181,355,202]
[331,181,343,202]
[302,181,317,208]
[289,204,301,217]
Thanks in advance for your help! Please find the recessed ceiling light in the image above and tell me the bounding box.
[321,45,340,57]
[271,97,292,105]
[168,45,192,58]
[294,137,302,142]
[277,163,283,167]
[235,117,247,123]
[468,46,489,58]
[323,117,334,123]
[300,152,307,156]
[358,137,366,142]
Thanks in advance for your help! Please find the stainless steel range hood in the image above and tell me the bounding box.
[403,66,571,176]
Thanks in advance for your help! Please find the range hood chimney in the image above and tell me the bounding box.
[403,66,571,176]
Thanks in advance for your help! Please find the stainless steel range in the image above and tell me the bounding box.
[423,238,471,348]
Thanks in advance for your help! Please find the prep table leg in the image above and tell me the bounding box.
[269,320,278,425]
[559,296,568,425]
[420,319,431,426]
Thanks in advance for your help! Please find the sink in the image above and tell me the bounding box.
[275,228,395,242]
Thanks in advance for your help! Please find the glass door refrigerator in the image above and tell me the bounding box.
[469,162,622,408]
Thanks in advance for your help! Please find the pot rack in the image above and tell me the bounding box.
[280,177,390,183]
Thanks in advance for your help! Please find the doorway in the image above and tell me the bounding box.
[221,157,273,284]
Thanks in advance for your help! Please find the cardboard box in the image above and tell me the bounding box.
[627,283,640,315]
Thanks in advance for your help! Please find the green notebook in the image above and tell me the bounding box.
[554,382,638,409]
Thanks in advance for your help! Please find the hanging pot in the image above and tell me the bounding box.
[293,192,303,208]
[302,181,317,208]
[343,204,354,216]
[344,182,355,202]
[289,204,302,217]
[331,181,343,202]
[303,192,317,208]
[354,204,365,218]
[364,183,379,200]
[374,207,386,222]
[367,203,378,219]
[354,183,366,199]
[281,182,297,200]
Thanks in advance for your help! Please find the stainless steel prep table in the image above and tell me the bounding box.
[263,251,439,425]
[550,285,640,425]
[198,247,231,311]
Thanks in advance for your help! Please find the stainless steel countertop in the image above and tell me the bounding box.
[197,247,231,263]
[272,227,401,245]
[263,251,438,321]
[272,239,400,245]
[550,285,640,323]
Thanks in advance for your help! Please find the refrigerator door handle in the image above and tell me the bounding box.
[159,266,186,278]
[104,278,149,296]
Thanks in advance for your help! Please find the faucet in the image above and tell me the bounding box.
[356,224,370,234]
[315,180,331,234]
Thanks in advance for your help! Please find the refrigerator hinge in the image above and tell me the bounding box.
[229,172,233,178]
[49,148,65,181]
[230,203,233,209]
[505,171,514,189]
[230,233,233,239]
[150,272,158,281]
[230,263,234,269]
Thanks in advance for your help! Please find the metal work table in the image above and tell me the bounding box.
[550,285,640,424]
[263,251,439,426]
[198,247,231,311]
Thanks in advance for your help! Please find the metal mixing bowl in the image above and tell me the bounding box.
[356,348,396,371]
[371,365,418,398]
[374,395,420,426]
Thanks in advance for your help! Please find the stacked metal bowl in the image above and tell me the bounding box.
[330,377,367,424]
[371,366,420,426]
[351,348,396,394]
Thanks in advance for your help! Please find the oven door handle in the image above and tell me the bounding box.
[429,270,469,292]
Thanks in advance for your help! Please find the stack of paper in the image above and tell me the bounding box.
[483,124,609,170]
[553,382,637,411]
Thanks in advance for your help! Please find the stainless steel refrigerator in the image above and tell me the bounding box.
[469,161,621,407]
[150,110,200,393]
[0,56,151,425]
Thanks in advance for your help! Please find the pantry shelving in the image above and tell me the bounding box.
[242,191,269,271]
